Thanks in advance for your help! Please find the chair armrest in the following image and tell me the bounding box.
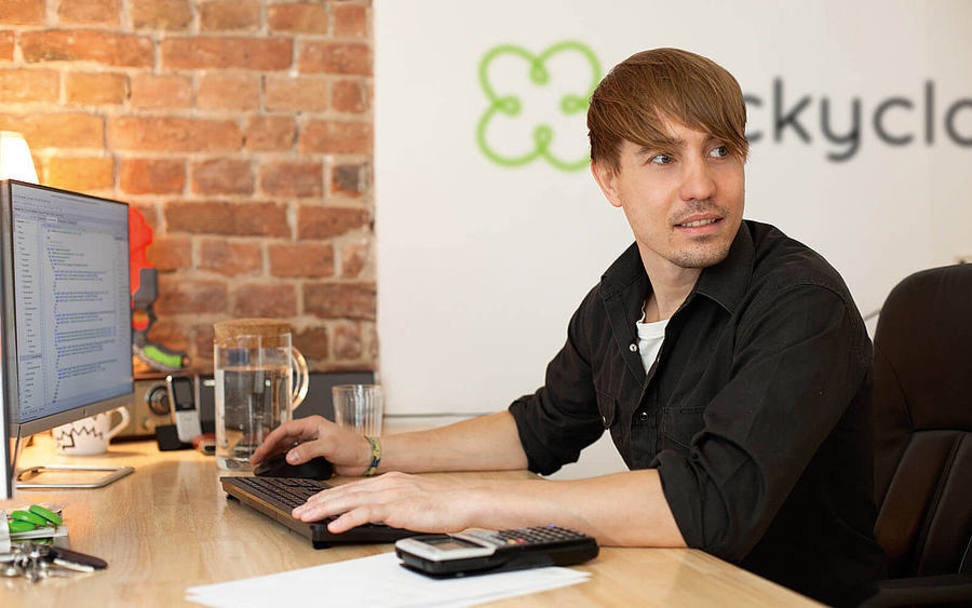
[859,574,972,607]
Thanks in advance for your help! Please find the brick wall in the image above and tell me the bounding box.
[0,0,375,372]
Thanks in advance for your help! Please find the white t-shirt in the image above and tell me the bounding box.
[635,317,668,373]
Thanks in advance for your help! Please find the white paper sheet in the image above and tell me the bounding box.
[185,551,590,608]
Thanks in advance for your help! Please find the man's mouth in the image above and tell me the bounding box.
[676,218,720,228]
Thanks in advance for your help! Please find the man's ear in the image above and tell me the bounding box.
[591,161,623,208]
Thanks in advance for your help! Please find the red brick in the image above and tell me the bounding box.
[340,239,371,278]
[130,73,193,109]
[265,76,329,112]
[299,120,371,154]
[0,0,45,25]
[232,283,297,318]
[259,160,322,197]
[147,235,192,271]
[333,3,367,38]
[268,3,327,33]
[162,37,292,71]
[108,117,242,152]
[199,239,262,276]
[0,32,15,60]
[332,322,362,359]
[330,162,368,197]
[0,112,104,149]
[146,318,191,353]
[165,201,289,237]
[297,206,369,239]
[58,0,121,25]
[245,115,295,151]
[200,1,260,31]
[269,243,334,278]
[45,156,114,191]
[294,325,328,360]
[197,73,260,111]
[21,30,153,67]
[298,41,370,75]
[192,158,253,195]
[132,0,191,30]
[303,282,375,320]
[65,72,127,105]
[331,79,368,113]
[120,158,186,194]
[0,69,59,103]
[192,323,216,363]
[155,277,228,315]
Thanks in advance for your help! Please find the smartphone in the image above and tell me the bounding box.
[166,375,201,443]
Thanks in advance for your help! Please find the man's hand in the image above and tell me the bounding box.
[248,416,373,476]
[291,472,485,534]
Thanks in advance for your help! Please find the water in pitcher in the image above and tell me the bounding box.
[215,365,292,470]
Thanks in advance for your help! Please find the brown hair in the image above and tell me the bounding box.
[588,48,748,172]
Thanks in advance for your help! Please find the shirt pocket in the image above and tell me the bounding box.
[660,405,707,450]
[595,390,617,428]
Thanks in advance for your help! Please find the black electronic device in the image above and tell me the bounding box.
[254,453,333,480]
[395,525,599,577]
[166,375,201,443]
[220,475,421,548]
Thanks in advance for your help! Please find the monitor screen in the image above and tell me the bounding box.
[1,180,133,438]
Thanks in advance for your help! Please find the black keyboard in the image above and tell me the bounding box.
[220,475,422,549]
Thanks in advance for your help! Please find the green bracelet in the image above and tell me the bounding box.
[364,435,382,477]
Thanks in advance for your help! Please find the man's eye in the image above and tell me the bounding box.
[649,154,673,165]
[709,145,729,158]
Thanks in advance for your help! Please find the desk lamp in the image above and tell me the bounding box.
[0,131,39,184]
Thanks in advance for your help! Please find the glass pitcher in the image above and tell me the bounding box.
[213,318,309,471]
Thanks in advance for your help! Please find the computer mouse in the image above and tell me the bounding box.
[254,453,333,480]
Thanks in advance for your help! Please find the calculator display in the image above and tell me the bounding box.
[426,537,480,552]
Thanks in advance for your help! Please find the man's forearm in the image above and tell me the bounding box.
[461,469,687,547]
[377,411,529,473]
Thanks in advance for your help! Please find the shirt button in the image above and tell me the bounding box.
[629,343,638,352]
[639,411,649,422]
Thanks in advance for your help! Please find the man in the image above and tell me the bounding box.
[252,48,886,606]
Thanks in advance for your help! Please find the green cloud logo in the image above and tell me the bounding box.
[477,41,602,172]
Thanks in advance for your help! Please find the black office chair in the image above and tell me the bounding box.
[862,264,972,607]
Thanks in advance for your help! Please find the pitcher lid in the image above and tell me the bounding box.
[214,318,292,348]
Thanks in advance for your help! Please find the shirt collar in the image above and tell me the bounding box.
[691,221,755,315]
[599,221,755,317]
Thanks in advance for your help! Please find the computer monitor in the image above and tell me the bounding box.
[0,180,134,496]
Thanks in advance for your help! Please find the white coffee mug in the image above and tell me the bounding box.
[53,407,130,456]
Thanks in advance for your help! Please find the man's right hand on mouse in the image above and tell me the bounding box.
[249,416,375,477]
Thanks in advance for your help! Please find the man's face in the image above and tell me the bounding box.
[593,118,745,275]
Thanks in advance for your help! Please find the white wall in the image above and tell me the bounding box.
[374,1,971,476]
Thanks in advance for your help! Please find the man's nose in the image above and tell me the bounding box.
[678,158,717,203]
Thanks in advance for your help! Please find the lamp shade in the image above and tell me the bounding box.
[0,131,39,183]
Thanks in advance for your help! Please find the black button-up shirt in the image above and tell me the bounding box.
[509,220,886,606]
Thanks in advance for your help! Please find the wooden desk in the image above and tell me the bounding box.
[2,436,822,607]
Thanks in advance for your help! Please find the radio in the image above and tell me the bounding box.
[119,374,215,439]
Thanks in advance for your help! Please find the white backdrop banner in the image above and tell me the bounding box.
[375,0,971,415]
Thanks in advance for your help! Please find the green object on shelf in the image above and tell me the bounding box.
[143,344,185,369]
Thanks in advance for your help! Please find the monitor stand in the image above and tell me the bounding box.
[11,434,134,490]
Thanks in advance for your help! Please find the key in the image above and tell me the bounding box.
[49,545,107,571]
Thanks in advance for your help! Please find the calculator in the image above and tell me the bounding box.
[395,525,598,577]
